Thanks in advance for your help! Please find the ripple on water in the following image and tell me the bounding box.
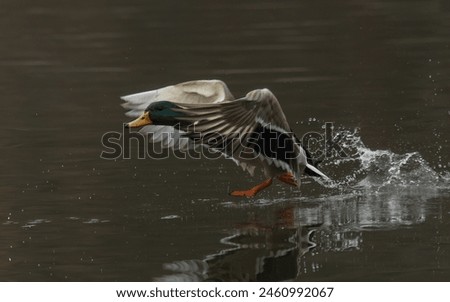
[22,219,51,229]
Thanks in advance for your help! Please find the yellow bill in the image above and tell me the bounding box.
[126,112,152,128]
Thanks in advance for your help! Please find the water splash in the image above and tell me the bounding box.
[320,128,449,193]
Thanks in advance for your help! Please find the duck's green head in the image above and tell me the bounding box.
[126,101,182,128]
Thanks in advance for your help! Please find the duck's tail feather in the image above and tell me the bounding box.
[305,163,330,180]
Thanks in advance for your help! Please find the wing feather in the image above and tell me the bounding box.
[172,88,307,180]
[121,80,234,118]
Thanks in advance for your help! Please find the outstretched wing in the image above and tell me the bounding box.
[121,80,234,151]
[172,88,308,180]
[121,79,234,118]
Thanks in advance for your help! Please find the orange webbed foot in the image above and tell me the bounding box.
[230,178,273,198]
[230,189,258,198]
[277,172,298,187]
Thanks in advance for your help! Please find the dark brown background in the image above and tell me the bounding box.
[1,0,449,281]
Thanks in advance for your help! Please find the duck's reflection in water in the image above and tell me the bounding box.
[156,193,427,281]
[157,206,319,281]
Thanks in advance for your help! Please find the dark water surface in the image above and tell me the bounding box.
[1,0,449,281]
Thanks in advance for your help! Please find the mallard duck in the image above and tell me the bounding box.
[122,80,329,197]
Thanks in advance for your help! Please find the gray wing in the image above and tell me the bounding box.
[172,88,307,180]
[121,79,234,151]
[121,79,234,118]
